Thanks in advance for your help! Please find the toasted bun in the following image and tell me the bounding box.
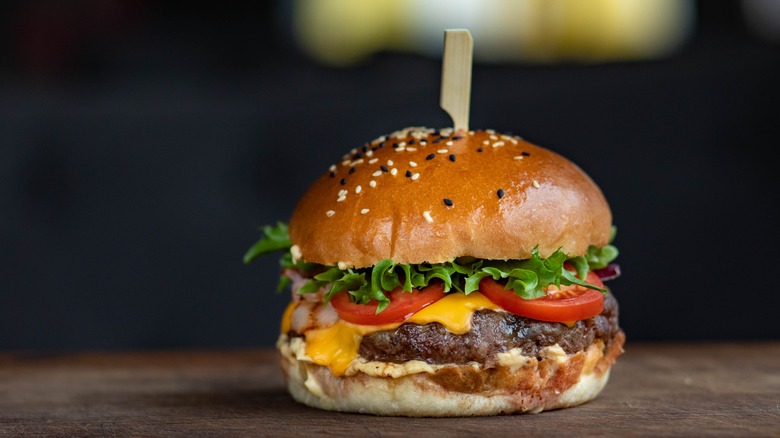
[289,127,612,268]
[278,330,625,417]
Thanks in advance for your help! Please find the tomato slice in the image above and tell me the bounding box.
[330,282,446,325]
[479,270,605,323]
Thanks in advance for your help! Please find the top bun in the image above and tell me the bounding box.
[289,127,611,268]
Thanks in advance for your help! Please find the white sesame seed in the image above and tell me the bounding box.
[406,147,417,152]
[420,140,428,145]
[395,147,406,152]
[469,130,474,135]
[329,164,337,172]
[446,141,453,146]
[510,138,518,144]
[487,129,496,134]
[492,141,505,148]
[338,189,348,196]
[369,180,377,188]
[337,195,346,202]
[409,161,417,167]
[423,211,433,223]
[514,156,524,160]
[366,150,374,157]
[490,135,498,140]
[372,170,382,177]
[369,158,379,164]
[326,210,335,217]
[355,185,362,193]
[411,173,420,181]
[291,245,302,263]
[350,159,364,166]
[398,142,406,147]
[390,168,398,176]
[341,160,350,166]
[350,148,358,154]
[361,208,369,215]
[533,180,541,189]
[338,261,347,270]
[387,160,394,166]
[483,140,489,145]
[437,149,448,154]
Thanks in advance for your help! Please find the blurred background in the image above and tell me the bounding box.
[2,0,779,352]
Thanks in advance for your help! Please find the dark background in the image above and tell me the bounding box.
[2,1,779,352]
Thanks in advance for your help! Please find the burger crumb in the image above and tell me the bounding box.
[533,180,541,189]
[326,210,335,217]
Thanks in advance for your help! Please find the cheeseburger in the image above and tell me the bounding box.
[245,126,623,416]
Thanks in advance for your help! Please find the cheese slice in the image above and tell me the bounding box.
[298,292,501,376]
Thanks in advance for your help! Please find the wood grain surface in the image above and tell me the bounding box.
[1,342,778,437]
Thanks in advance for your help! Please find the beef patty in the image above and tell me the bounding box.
[358,293,620,367]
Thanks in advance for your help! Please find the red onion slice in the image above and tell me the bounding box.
[594,263,621,281]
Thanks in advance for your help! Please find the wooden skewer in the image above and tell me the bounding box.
[440,29,474,133]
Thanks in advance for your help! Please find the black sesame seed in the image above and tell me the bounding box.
[432,138,442,144]
[379,142,386,148]
[443,198,453,207]
[380,165,389,172]
[477,147,483,152]
[452,135,463,140]
[330,172,336,177]
[362,145,369,152]
[405,170,412,177]
[497,189,505,199]
[426,154,435,160]
[348,167,356,174]
[522,151,531,156]
[409,139,416,145]
[353,152,363,159]
[340,178,347,185]
[449,154,456,162]
[392,143,399,148]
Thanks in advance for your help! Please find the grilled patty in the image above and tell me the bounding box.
[358,293,620,367]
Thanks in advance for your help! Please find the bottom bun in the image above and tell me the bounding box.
[278,330,625,417]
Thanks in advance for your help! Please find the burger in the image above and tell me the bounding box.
[244,126,623,416]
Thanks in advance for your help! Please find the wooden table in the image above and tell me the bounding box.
[1,342,778,437]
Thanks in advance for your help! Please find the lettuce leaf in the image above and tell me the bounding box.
[244,222,620,313]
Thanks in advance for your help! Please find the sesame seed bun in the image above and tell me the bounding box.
[289,127,612,268]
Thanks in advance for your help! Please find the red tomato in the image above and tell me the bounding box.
[479,270,605,323]
[330,282,446,325]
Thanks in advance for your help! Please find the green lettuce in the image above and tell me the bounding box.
[244,223,619,314]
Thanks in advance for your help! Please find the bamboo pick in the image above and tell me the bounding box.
[440,29,474,133]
